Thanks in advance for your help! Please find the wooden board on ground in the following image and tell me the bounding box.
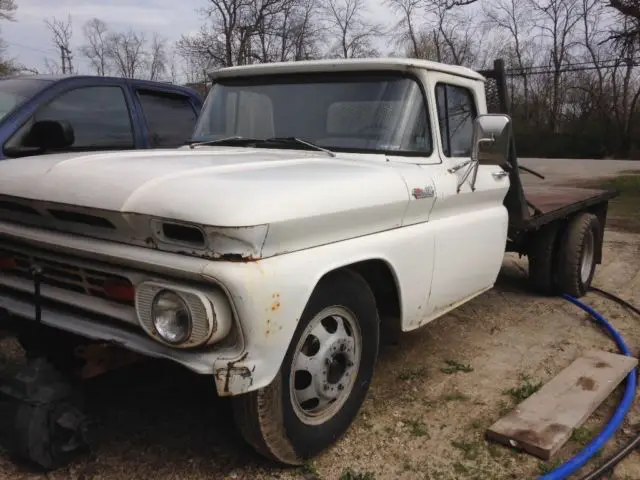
[486,349,638,460]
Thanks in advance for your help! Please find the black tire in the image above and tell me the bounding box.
[555,213,600,298]
[0,358,90,471]
[231,269,380,465]
[527,222,562,295]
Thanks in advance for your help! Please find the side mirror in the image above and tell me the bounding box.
[471,114,512,165]
[23,120,75,151]
[450,114,512,193]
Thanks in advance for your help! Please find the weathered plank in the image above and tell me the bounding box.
[486,350,638,460]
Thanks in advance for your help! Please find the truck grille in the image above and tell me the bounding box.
[0,245,134,306]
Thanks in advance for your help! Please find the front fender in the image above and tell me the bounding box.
[203,221,436,397]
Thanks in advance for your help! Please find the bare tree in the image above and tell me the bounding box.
[432,2,481,65]
[385,0,422,57]
[176,0,324,69]
[250,0,322,62]
[283,0,323,60]
[148,33,168,80]
[81,18,110,76]
[484,0,535,117]
[323,0,381,58]
[45,15,74,74]
[167,53,181,84]
[529,0,582,132]
[106,30,147,78]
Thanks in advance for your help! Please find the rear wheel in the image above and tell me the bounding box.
[555,213,600,297]
[232,269,379,464]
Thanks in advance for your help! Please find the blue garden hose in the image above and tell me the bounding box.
[537,293,638,480]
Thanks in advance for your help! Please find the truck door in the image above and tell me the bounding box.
[424,72,510,316]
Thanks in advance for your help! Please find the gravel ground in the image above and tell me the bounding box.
[0,160,639,480]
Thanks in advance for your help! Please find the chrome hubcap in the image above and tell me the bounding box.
[581,231,595,284]
[289,306,361,425]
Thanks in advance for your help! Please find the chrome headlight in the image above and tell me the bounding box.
[151,290,192,345]
[135,281,233,348]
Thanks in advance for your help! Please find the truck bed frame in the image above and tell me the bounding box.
[477,60,619,260]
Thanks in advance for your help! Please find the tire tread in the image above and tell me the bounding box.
[556,213,599,297]
[232,268,378,465]
[232,377,300,464]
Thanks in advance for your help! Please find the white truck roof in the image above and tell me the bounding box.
[209,57,486,82]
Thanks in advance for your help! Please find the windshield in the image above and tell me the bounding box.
[0,78,50,122]
[191,72,432,155]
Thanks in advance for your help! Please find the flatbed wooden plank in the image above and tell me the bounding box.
[523,185,613,215]
[515,185,619,231]
[486,350,638,460]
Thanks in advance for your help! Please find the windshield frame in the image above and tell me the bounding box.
[0,78,53,123]
[191,70,434,158]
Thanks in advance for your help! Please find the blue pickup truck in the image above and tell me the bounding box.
[0,75,203,159]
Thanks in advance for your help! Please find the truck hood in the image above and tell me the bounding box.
[0,148,414,258]
[0,147,410,225]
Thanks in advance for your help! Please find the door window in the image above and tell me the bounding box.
[435,83,477,157]
[5,85,134,153]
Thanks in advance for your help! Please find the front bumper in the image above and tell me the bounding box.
[0,289,220,375]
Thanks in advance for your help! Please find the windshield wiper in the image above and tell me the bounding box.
[187,135,336,157]
[263,137,336,157]
[187,136,259,149]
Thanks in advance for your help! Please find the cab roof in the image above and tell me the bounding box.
[209,57,486,82]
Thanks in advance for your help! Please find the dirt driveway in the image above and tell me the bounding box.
[0,163,639,480]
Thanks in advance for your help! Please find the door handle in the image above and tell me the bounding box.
[492,170,509,179]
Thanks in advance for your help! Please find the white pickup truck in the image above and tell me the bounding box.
[0,58,618,468]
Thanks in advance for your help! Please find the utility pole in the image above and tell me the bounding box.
[64,46,73,74]
[59,45,73,74]
[60,45,66,74]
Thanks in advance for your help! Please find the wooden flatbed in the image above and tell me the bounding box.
[522,186,619,230]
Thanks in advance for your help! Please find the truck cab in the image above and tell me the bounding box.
[192,59,513,319]
[0,75,203,159]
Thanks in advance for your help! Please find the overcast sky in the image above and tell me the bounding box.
[1,0,394,77]
[1,0,209,75]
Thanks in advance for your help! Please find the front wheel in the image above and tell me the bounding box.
[232,269,380,465]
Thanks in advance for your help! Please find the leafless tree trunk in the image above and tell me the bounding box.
[529,0,581,132]
[81,18,110,76]
[609,26,640,155]
[285,0,322,60]
[385,0,422,57]
[176,0,324,70]
[148,34,168,80]
[323,0,381,58]
[106,30,147,78]
[484,0,534,118]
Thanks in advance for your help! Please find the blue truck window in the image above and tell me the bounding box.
[0,78,51,121]
[137,90,197,148]
[6,85,134,152]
